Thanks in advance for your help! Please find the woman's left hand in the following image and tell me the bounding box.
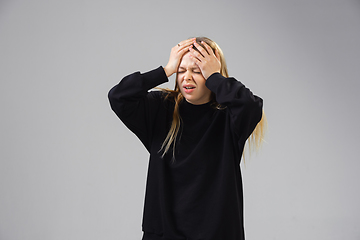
[189,41,221,79]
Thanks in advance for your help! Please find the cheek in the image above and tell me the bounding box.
[177,73,184,82]
[195,77,207,87]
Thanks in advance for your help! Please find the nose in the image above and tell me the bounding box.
[183,70,192,81]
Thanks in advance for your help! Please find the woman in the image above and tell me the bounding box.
[108,37,266,240]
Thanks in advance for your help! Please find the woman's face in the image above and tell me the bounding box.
[177,52,212,105]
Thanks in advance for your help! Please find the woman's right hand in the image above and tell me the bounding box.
[164,38,195,77]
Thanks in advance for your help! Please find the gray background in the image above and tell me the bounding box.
[1,0,359,239]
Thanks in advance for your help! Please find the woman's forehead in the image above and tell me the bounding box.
[179,53,197,68]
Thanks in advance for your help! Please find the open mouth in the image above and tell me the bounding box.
[183,85,196,93]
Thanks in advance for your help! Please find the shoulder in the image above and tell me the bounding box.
[148,90,169,101]
[147,90,175,110]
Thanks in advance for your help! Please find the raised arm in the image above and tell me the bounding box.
[189,40,263,141]
[108,67,168,151]
[206,73,263,141]
[108,39,194,150]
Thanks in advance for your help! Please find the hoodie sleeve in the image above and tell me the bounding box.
[205,73,263,142]
[108,66,168,151]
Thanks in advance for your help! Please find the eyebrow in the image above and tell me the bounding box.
[178,66,200,70]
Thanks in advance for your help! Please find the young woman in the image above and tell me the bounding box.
[109,37,266,240]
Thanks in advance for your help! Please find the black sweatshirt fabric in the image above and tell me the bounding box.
[108,66,263,240]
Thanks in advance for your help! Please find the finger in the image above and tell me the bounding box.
[177,38,196,47]
[193,41,210,57]
[178,46,190,56]
[177,44,190,53]
[189,47,204,61]
[176,41,193,53]
[189,53,201,66]
[201,41,216,57]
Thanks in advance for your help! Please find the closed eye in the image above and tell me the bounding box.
[191,68,201,74]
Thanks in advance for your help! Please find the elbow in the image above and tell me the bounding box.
[108,87,116,106]
[108,85,118,102]
[108,84,126,105]
[254,97,263,123]
[108,85,126,117]
[245,96,263,122]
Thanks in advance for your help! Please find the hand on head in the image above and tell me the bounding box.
[164,38,195,77]
[164,38,221,79]
[189,41,221,79]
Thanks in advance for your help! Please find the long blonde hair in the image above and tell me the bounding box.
[159,37,267,160]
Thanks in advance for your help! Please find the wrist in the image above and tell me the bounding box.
[205,70,220,80]
[163,66,173,77]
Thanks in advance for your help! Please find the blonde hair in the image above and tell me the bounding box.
[159,37,267,161]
